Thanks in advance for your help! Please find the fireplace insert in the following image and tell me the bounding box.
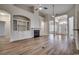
[34,30,40,38]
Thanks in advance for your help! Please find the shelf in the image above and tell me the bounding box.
[13,15,30,31]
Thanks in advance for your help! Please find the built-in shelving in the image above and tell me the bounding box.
[13,15,30,31]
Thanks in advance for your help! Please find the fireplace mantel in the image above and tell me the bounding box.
[31,28,40,30]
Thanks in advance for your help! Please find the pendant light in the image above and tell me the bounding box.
[52,5,55,18]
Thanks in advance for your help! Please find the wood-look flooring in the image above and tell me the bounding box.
[0,34,78,55]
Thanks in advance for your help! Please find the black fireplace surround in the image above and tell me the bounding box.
[34,30,40,38]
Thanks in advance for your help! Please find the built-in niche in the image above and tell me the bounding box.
[13,15,30,31]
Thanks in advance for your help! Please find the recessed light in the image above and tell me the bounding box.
[0,12,6,15]
[39,7,42,10]
[52,16,55,17]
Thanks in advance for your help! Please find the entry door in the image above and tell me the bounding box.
[0,21,5,36]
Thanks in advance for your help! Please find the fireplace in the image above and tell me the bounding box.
[34,30,40,38]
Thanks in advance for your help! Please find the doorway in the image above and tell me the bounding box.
[0,21,5,37]
[0,10,11,48]
[49,15,68,41]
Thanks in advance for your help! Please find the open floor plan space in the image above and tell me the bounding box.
[0,4,79,55]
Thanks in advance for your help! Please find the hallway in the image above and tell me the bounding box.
[0,34,76,55]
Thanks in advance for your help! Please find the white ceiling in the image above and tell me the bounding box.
[14,4,74,16]
[38,4,74,15]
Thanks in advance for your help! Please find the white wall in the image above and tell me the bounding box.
[0,5,46,42]
[44,15,50,35]
[0,15,10,38]
[40,17,45,36]
[0,21,5,36]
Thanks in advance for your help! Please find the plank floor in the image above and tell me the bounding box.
[0,34,78,55]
